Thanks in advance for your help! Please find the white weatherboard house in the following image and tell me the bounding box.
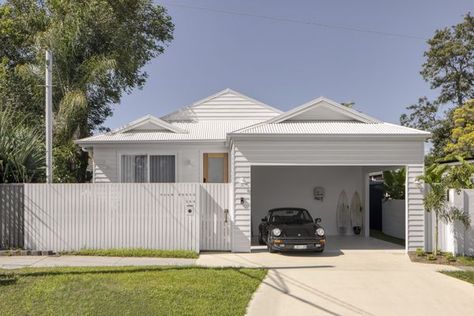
[77,89,430,253]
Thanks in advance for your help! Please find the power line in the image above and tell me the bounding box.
[160,1,426,41]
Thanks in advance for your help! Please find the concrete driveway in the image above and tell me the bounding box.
[197,237,474,316]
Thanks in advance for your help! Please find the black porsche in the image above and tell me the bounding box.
[258,208,326,253]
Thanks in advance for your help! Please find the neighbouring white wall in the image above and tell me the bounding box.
[251,166,364,238]
[91,143,228,183]
[429,189,474,255]
[382,199,405,240]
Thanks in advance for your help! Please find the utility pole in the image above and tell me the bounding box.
[45,50,53,183]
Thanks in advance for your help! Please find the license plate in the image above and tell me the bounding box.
[294,245,307,249]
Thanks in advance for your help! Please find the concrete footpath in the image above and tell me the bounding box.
[0,255,196,269]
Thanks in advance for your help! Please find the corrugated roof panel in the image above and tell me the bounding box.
[232,121,430,135]
[77,120,263,143]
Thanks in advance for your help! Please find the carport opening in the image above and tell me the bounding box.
[250,165,405,252]
[368,170,406,248]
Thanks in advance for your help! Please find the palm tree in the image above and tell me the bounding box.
[0,108,45,183]
[419,161,472,256]
[419,164,448,256]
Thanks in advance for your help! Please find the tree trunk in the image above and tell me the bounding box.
[434,212,439,257]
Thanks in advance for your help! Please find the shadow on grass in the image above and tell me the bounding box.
[0,265,267,278]
[0,273,18,286]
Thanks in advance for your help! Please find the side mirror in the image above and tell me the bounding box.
[315,218,322,224]
[261,217,267,222]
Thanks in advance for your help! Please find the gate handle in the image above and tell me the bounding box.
[224,209,229,223]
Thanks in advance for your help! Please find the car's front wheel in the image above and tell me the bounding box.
[258,233,265,245]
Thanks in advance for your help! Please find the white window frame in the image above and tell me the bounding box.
[118,151,178,183]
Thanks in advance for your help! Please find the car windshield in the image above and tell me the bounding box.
[269,209,313,224]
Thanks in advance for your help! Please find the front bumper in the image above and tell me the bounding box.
[269,237,326,251]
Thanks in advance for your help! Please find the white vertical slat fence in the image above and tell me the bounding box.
[23,183,202,252]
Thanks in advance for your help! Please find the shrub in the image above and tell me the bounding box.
[445,253,457,262]
[427,254,437,261]
[416,248,425,257]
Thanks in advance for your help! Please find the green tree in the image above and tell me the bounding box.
[383,168,405,200]
[0,0,174,182]
[401,13,474,159]
[445,99,474,158]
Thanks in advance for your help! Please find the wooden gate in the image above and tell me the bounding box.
[200,184,231,251]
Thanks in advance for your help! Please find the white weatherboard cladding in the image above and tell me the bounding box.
[406,165,425,251]
[286,105,357,121]
[92,143,228,183]
[163,90,281,121]
[232,139,424,166]
[232,144,252,252]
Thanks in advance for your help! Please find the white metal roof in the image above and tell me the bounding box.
[229,121,430,136]
[76,120,263,144]
[76,90,430,146]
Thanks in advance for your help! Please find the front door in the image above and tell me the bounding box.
[203,153,228,183]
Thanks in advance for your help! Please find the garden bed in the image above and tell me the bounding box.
[409,249,474,267]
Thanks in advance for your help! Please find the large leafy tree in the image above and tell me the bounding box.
[445,99,474,158]
[401,13,474,160]
[0,0,174,182]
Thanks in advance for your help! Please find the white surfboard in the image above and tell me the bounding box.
[336,190,350,234]
[350,191,363,233]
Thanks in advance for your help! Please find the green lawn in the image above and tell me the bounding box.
[0,266,267,316]
[61,248,199,259]
[370,229,405,246]
[441,271,474,285]
[457,256,474,267]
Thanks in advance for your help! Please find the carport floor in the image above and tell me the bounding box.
[196,237,474,316]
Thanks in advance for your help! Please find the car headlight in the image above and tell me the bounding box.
[316,228,325,236]
[272,228,281,236]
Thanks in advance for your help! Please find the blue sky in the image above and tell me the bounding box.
[105,0,474,129]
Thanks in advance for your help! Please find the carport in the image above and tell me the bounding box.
[250,165,404,245]
[227,97,430,253]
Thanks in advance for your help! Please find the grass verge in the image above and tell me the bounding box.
[457,256,474,267]
[61,248,199,259]
[0,266,267,316]
[370,229,405,246]
[440,271,474,285]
